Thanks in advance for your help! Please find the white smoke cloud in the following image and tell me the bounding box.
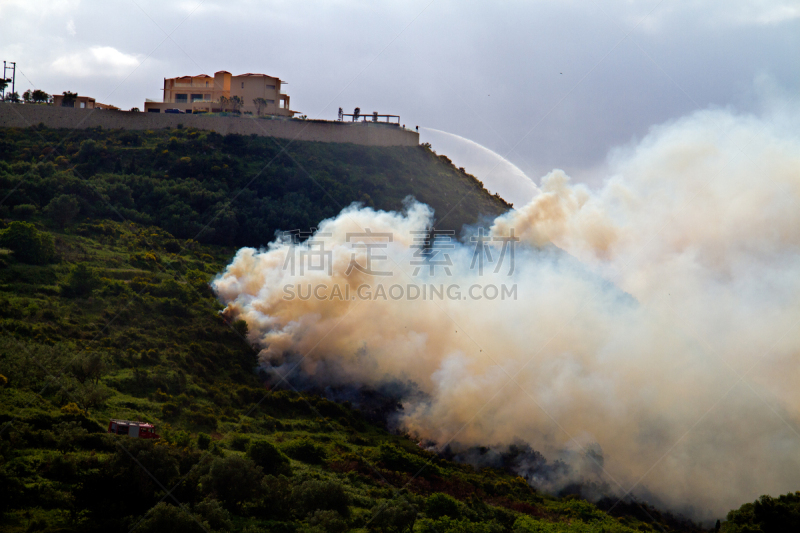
[213,103,800,518]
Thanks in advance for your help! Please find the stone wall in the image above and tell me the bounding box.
[0,104,419,147]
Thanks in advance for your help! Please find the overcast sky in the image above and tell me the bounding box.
[2,0,798,184]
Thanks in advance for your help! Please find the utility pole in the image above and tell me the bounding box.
[3,61,16,100]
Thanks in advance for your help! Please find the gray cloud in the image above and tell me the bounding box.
[2,0,797,183]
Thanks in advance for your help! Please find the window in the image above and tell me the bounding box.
[191,94,203,102]
[80,102,86,108]
[175,94,188,103]
[204,94,211,100]
[266,99,275,105]
[241,82,245,88]
[265,84,275,90]
[205,81,209,87]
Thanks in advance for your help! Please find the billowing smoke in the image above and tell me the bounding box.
[212,104,800,519]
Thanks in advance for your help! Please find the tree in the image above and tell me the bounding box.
[0,78,9,94]
[22,90,32,103]
[44,194,81,228]
[218,96,229,112]
[62,91,78,107]
[32,89,50,104]
[230,95,243,113]
[130,107,140,112]
[5,92,20,103]
[253,97,267,116]
[0,221,55,264]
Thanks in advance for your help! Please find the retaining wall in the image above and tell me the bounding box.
[0,104,419,147]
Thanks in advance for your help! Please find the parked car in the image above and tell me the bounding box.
[164,108,183,114]
[107,419,160,439]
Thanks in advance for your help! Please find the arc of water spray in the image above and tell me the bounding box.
[421,127,540,208]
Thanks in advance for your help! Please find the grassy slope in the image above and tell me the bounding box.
[0,125,703,532]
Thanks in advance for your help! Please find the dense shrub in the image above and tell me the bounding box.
[291,479,350,518]
[0,221,55,264]
[44,194,81,228]
[11,203,36,219]
[425,493,463,520]
[189,411,218,429]
[282,437,326,464]
[61,263,103,297]
[258,474,293,520]
[230,433,251,451]
[369,499,419,533]
[306,509,349,533]
[417,516,504,533]
[200,455,263,510]
[193,498,233,531]
[377,443,432,475]
[53,421,89,452]
[247,440,291,476]
[135,502,208,533]
[197,433,212,450]
[724,492,800,532]
[166,429,192,447]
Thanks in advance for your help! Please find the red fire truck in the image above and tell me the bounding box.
[107,419,160,439]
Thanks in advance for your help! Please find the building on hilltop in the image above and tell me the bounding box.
[52,94,95,109]
[143,71,297,116]
[51,93,119,110]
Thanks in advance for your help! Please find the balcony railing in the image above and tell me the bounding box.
[172,82,215,88]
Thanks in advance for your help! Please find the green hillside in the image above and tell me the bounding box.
[0,124,769,533]
[0,125,511,248]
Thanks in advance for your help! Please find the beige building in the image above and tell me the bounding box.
[53,94,96,109]
[143,71,296,116]
[51,94,119,110]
